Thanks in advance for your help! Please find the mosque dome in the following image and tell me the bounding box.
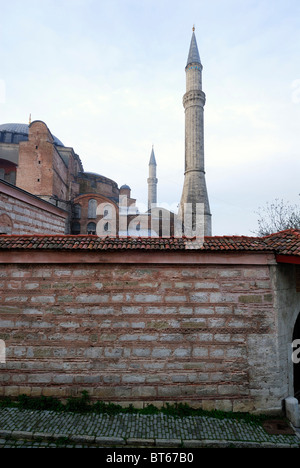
[120,184,131,190]
[0,123,64,147]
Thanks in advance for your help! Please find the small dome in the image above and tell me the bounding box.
[120,184,131,190]
[0,123,64,147]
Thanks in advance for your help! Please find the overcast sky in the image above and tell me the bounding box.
[0,0,299,235]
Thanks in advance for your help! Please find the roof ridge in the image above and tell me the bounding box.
[262,228,300,239]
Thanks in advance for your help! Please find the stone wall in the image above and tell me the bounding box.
[16,121,55,197]
[0,181,67,234]
[0,249,288,413]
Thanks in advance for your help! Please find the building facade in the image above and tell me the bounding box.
[0,121,140,236]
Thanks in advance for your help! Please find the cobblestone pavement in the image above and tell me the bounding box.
[0,407,300,448]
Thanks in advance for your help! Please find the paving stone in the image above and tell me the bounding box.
[12,431,33,440]
[70,435,95,444]
[126,438,155,446]
[0,407,299,448]
[155,438,182,447]
[94,436,125,446]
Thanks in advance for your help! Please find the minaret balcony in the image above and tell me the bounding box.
[183,90,206,108]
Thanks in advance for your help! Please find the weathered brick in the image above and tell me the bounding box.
[195,282,219,289]
[173,348,191,357]
[145,306,176,315]
[31,296,55,304]
[7,281,22,290]
[5,296,28,303]
[24,283,40,290]
[192,347,208,357]
[152,348,172,358]
[210,293,237,303]
[239,295,262,304]
[121,306,142,315]
[53,375,74,384]
[190,292,209,303]
[76,294,109,303]
[122,375,145,384]
[165,295,187,302]
[134,294,162,303]
[0,306,20,314]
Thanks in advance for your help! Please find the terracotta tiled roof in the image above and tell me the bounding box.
[0,230,298,254]
[263,229,300,257]
[0,229,299,256]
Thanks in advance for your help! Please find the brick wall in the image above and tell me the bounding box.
[0,181,67,234]
[16,121,55,197]
[52,147,69,201]
[0,251,284,413]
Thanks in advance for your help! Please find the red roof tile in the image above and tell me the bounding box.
[0,229,299,256]
[263,229,300,256]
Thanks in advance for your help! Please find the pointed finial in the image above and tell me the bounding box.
[193,24,195,32]
[29,114,31,125]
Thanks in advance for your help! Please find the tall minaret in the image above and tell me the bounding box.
[148,146,158,211]
[179,28,212,236]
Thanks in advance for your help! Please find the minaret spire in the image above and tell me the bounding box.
[179,29,212,236]
[148,146,158,211]
[187,28,201,67]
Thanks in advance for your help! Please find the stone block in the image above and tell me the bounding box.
[239,295,262,304]
[95,436,125,446]
[285,396,300,428]
[31,296,55,304]
[134,294,162,303]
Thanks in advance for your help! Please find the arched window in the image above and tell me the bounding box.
[88,199,97,219]
[87,222,96,235]
[103,205,112,219]
[104,222,111,233]
[71,222,81,235]
[74,204,81,219]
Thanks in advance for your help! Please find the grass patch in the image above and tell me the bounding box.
[0,392,277,426]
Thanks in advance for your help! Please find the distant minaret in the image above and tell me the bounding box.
[179,28,212,236]
[148,146,158,211]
